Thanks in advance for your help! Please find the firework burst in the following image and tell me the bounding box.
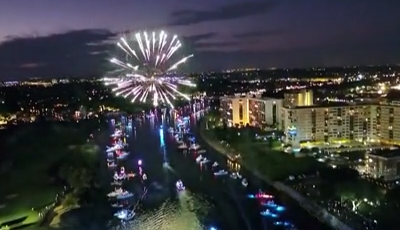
[103,30,195,108]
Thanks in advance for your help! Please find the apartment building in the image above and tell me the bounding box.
[281,104,373,147]
[283,89,313,107]
[365,149,400,181]
[221,90,400,147]
[220,95,282,127]
[220,96,249,126]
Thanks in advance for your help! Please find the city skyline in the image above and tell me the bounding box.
[0,0,399,79]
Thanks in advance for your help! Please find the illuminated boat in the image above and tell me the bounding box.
[200,158,210,165]
[177,143,187,149]
[195,155,203,163]
[189,144,201,150]
[242,178,248,187]
[114,209,135,220]
[116,191,134,199]
[114,172,127,181]
[212,162,219,167]
[107,188,125,197]
[260,209,278,218]
[261,201,286,212]
[197,149,206,154]
[108,162,117,168]
[214,170,228,176]
[247,191,274,199]
[176,180,185,191]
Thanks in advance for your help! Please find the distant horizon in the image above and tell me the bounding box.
[1,63,399,82]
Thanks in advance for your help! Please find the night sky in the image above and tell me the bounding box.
[0,0,399,79]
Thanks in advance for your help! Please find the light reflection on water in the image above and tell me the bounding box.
[110,191,213,230]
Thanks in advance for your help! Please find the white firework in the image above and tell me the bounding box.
[103,30,195,108]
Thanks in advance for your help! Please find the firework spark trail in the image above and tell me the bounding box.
[103,30,195,108]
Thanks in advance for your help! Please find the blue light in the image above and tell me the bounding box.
[159,129,164,146]
[209,227,217,230]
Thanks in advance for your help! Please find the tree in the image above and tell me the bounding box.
[62,193,79,207]
[335,180,382,211]
[319,167,359,183]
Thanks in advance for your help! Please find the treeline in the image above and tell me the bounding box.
[5,120,107,207]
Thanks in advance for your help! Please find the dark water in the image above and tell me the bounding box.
[107,111,332,230]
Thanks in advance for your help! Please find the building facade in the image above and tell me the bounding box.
[221,92,400,147]
[220,95,282,127]
[281,104,373,147]
[365,150,400,181]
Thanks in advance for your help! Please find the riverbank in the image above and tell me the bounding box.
[198,119,353,230]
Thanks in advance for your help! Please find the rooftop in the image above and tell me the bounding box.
[368,149,400,159]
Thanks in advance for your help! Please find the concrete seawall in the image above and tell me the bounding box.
[199,122,353,230]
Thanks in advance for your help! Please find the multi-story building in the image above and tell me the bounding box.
[376,101,400,145]
[221,89,400,148]
[365,149,400,181]
[281,103,373,148]
[220,95,282,127]
[220,96,249,126]
[283,89,313,107]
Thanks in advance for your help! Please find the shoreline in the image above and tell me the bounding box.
[198,119,353,230]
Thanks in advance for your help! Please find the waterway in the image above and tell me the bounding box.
[107,108,332,230]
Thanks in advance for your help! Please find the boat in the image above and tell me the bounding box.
[200,158,210,165]
[214,170,228,176]
[236,173,242,179]
[107,159,114,162]
[168,127,175,133]
[230,173,238,179]
[177,143,187,149]
[197,149,206,154]
[108,162,117,168]
[247,191,274,199]
[212,162,219,167]
[107,188,125,197]
[111,203,123,208]
[142,173,147,181]
[242,178,248,187]
[189,144,200,150]
[116,192,134,199]
[114,209,135,220]
[195,155,203,163]
[260,209,278,218]
[261,201,286,212]
[273,221,293,227]
[127,172,136,179]
[114,172,127,181]
[116,153,129,160]
[176,180,185,191]
[111,181,123,186]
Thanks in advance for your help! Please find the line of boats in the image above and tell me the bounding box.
[106,123,136,221]
[171,122,297,229]
[173,127,249,188]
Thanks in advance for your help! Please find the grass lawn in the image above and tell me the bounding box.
[0,169,58,226]
[201,121,321,180]
[230,142,320,180]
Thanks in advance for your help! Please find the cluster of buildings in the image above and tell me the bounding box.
[220,89,400,181]
[220,89,400,148]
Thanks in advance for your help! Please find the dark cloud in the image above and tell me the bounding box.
[194,42,238,49]
[0,29,116,79]
[232,29,283,39]
[169,1,278,26]
[183,32,217,43]
[180,32,237,51]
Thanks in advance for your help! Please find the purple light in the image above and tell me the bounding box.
[138,160,142,166]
